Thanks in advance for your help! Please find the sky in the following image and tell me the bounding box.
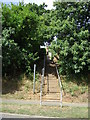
[1,0,55,9]
[24,0,55,9]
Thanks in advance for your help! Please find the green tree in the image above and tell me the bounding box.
[49,2,90,75]
[2,2,47,76]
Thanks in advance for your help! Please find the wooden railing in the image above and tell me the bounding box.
[55,64,63,107]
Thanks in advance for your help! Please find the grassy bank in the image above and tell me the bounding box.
[2,74,41,100]
[61,75,88,103]
[1,103,88,118]
[2,74,88,103]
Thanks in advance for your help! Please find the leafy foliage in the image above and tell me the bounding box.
[2,28,22,75]
[2,1,90,77]
[49,2,90,75]
[2,2,47,76]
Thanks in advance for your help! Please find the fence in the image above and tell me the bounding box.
[55,64,63,107]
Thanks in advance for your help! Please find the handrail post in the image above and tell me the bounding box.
[42,68,44,85]
[60,85,62,107]
[55,64,63,108]
[40,68,44,106]
[43,55,45,85]
[40,55,45,106]
[40,90,42,105]
[33,64,36,94]
[58,76,62,108]
[44,55,45,70]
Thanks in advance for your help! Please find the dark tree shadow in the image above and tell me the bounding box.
[64,73,89,86]
[45,59,57,77]
[2,54,45,95]
[2,74,24,94]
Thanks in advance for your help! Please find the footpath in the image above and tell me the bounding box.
[2,99,88,107]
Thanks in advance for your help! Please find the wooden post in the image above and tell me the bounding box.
[33,64,36,94]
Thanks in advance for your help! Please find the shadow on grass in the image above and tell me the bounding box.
[62,73,89,86]
[2,74,25,94]
[2,58,44,95]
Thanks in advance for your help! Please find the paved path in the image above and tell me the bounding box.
[2,99,88,107]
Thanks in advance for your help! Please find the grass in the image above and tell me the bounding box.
[2,74,41,100]
[61,75,88,103]
[2,72,88,103]
[1,103,88,118]
[1,65,89,118]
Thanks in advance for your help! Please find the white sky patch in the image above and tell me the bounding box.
[24,0,55,9]
[0,0,55,9]
[1,0,20,2]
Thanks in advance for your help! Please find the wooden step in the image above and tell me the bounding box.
[42,100,60,102]
[49,91,60,93]
[42,94,60,100]
[42,94,60,98]
[45,89,60,92]
[49,87,60,90]
[42,60,61,101]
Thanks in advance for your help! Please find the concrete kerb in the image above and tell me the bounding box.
[0,112,60,118]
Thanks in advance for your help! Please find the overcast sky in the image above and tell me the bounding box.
[1,0,55,9]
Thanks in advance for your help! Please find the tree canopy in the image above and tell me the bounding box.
[2,2,47,76]
[49,2,90,75]
[1,1,90,77]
